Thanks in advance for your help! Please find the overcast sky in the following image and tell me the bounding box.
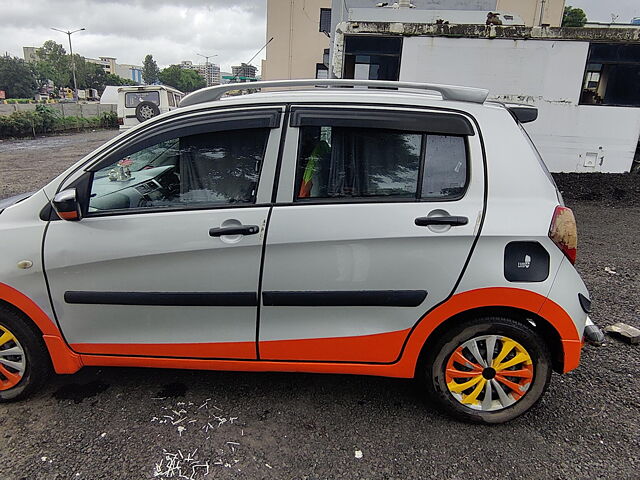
[1,0,638,75]
[569,0,640,23]
[1,0,267,73]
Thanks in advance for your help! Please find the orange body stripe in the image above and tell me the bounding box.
[0,284,582,377]
[0,283,82,374]
[259,328,410,362]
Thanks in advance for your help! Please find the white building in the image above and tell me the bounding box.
[115,64,143,84]
[86,57,142,83]
[262,0,332,80]
[180,60,220,87]
[329,13,640,173]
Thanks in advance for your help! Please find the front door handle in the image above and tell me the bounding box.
[415,216,469,227]
[209,225,260,237]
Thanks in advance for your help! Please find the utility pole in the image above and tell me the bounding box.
[51,27,85,100]
[196,52,218,86]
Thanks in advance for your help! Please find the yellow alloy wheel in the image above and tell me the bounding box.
[445,335,534,411]
[0,325,26,391]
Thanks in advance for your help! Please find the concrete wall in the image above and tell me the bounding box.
[0,103,116,118]
[400,36,640,173]
[331,0,563,33]
[262,0,331,80]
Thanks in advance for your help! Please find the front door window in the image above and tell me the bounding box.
[88,128,269,214]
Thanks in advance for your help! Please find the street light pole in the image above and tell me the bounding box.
[51,27,85,100]
[196,52,218,86]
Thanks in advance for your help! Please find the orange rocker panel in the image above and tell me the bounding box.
[0,282,581,377]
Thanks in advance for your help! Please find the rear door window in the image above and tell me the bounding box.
[296,126,422,199]
[125,91,160,108]
[421,135,468,199]
[294,122,469,202]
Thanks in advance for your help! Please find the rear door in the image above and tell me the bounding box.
[44,107,283,359]
[258,106,485,363]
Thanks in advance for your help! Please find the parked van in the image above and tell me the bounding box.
[117,85,184,130]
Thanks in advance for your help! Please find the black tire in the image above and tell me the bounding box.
[135,101,160,122]
[0,305,51,402]
[420,316,552,424]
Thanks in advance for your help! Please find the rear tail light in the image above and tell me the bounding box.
[117,117,124,125]
[549,206,577,264]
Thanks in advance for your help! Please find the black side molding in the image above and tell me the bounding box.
[64,291,258,307]
[262,290,427,307]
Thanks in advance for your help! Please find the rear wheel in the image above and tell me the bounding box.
[0,307,51,402]
[422,316,551,423]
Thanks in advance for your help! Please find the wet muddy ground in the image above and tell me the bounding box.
[0,131,638,479]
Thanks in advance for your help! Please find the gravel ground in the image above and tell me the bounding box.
[0,129,120,199]
[0,131,638,480]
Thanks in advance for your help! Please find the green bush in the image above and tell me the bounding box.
[0,107,118,138]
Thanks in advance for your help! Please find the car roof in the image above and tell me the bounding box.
[177,88,506,118]
[179,79,489,108]
[119,85,183,94]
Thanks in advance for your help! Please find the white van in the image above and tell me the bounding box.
[117,85,184,130]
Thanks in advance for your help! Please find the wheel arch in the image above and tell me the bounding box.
[415,305,565,374]
[0,283,82,374]
[402,287,581,378]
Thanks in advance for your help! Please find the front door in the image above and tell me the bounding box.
[44,110,282,359]
[258,106,485,363]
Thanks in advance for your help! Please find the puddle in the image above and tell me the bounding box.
[155,382,188,399]
[53,381,110,404]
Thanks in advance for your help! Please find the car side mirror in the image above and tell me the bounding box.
[52,189,82,221]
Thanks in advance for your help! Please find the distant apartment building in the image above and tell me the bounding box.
[97,56,116,75]
[116,64,143,84]
[22,46,38,63]
[262,0,331,80]
[86,56,142,83]
[180,60,221,87]
[231,63,258,80]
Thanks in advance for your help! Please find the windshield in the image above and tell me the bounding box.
[125,91,160,108]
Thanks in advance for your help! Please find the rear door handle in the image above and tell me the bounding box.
[415,216,469,227]
[209,225,260,237]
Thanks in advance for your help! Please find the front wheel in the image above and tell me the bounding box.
[422,316,552,424]
[0,306,51,402]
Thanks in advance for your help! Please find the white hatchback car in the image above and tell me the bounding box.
[0,79,601,423]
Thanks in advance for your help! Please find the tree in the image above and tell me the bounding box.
[175,68,206,92]
[0,56,39,98]
[142,54,159,84]
[34,40,71,88]
[562,6,587,27]
[71,56,106,90]
[158,65,206,92]
[104,73,135,86]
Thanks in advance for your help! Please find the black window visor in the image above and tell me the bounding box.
[290,107,474,136]
[89,108,282,172]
